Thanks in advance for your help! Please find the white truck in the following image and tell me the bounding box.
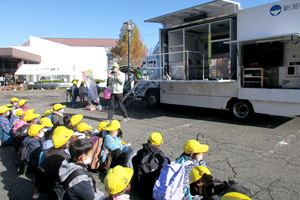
[126,0,300,119]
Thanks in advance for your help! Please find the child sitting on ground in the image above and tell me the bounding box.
[89,121,108,146]
[39,117,53,140]
[74,123,93,139]
[59,139,104,200]
[132,132,170,198]
[104,165,133,200]
[176,140,209,200]
[18,99,29,112]
[100,120,131,169]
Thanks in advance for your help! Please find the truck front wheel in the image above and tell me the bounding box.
[146,90,159,107]
[231,101,253,119]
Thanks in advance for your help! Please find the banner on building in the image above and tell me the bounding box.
[81,70,99,104]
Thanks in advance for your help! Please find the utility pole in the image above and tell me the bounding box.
[124,21,134,87]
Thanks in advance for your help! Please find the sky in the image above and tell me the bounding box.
[0,0,276,50]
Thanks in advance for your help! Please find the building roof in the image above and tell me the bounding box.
[23,38,118,47]
[0,48,41,63]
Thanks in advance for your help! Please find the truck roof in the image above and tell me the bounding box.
[145,0,241,28]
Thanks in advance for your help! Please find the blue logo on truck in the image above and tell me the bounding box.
[270,5,282,16]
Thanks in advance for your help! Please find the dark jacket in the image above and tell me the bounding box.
[21,136,43,172]
[51,112,64,127]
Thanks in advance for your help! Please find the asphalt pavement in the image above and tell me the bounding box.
[0,90,299,200]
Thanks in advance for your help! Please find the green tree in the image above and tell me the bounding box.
[111,20,148,66]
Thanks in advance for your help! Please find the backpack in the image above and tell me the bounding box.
[13,124,30,151]
[137,148,160,176]
[153,163,186,200]
[206,180,251,200]
[35,167,96,200]
[103,88,111,99]
[89,137,103,170]
[16,139,37,174]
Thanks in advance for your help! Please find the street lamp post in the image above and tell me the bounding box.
[124,21,134,88]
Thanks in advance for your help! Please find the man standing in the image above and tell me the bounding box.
[107,63,129,122]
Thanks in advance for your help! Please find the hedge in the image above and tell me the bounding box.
[37,80,63,83]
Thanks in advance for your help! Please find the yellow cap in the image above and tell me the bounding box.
[189,166,212,184]
[221,192,252,200]
[5,104,13,107]
[81,81,85,84]
[97,121,109,132]
[183,140,209,154]
[104,165,133,195]
[53,104,66,111]
[149,132,163,146]
[24,112,40,122]
[70,114,83,126]
[15,109,25,117]
[19,99,27,106]
[39,117,53,127]
[133,66,138,70]
[11,97,19,102]
[44,109,53,117]
[52,126,74,148]
[73,81,78,84]
[28,124,44,137]
[77,123,93,132]
[105,120,120,131]
[0,106,12,114]
[24,109,35,115]
[112,63,119,68]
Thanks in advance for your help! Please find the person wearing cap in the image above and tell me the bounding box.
[132,132,170,198]
[70,114,83,130]
[59,139,105,200]
[43,109,53,119]
[20,124,45,173]
[176,140,209,200]
[88,121,109,147]
[18,99,29,112]
[39,117,54,140]
[71,80,79,108]
[10,97,19,109]
[10,109,24,127]
[0,106,13,145]
[36,126,75,199]
[222,192,252,200]
[107,63,129,122]
[104,165,133,200]
[13,112,40,151]
[100,120,131,168]
[12,109,26,134]
[51,103,66,127]
[79,81,86,107]
[74,123,93,139]
[189,166,252,200]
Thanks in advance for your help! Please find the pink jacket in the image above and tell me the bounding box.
[13,120,27,134]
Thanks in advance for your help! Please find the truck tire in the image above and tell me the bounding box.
[146,90,159,107]
[231,100,253,119]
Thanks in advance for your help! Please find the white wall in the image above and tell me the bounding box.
[237,0,300,41]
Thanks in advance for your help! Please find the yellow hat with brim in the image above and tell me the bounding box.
[28,124,45,137]
[97,121,109,132]
[73,81,78,85]
[15,109,25,117]
[105,120,121,131]
[24,109,35,115]
[52,126,74,148]
[189,166,212,184]
[183,140,209,154]
[112,63,119,68]
[149,132,163,146]
[39,117,53,127]
[53,104,66,111]
[6,104,13,108]
[24,113,40,122]
[221,192,252,200]
[71,114,83,126]
[81,81,85,84]
[11,97,19,102]
[77,123,93,132]
[0,106,12,114]
[104,165,133,195]
[44,109,53,117]
[19,99,27,106]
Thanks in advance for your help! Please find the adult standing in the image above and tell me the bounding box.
[71,81,78,108]
[107,63,129,122]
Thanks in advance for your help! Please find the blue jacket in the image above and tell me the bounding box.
[0,116,12,144]
[100,134,128,163]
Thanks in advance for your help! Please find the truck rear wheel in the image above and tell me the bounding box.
[146,90,159,107]
[231,101,253,119]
